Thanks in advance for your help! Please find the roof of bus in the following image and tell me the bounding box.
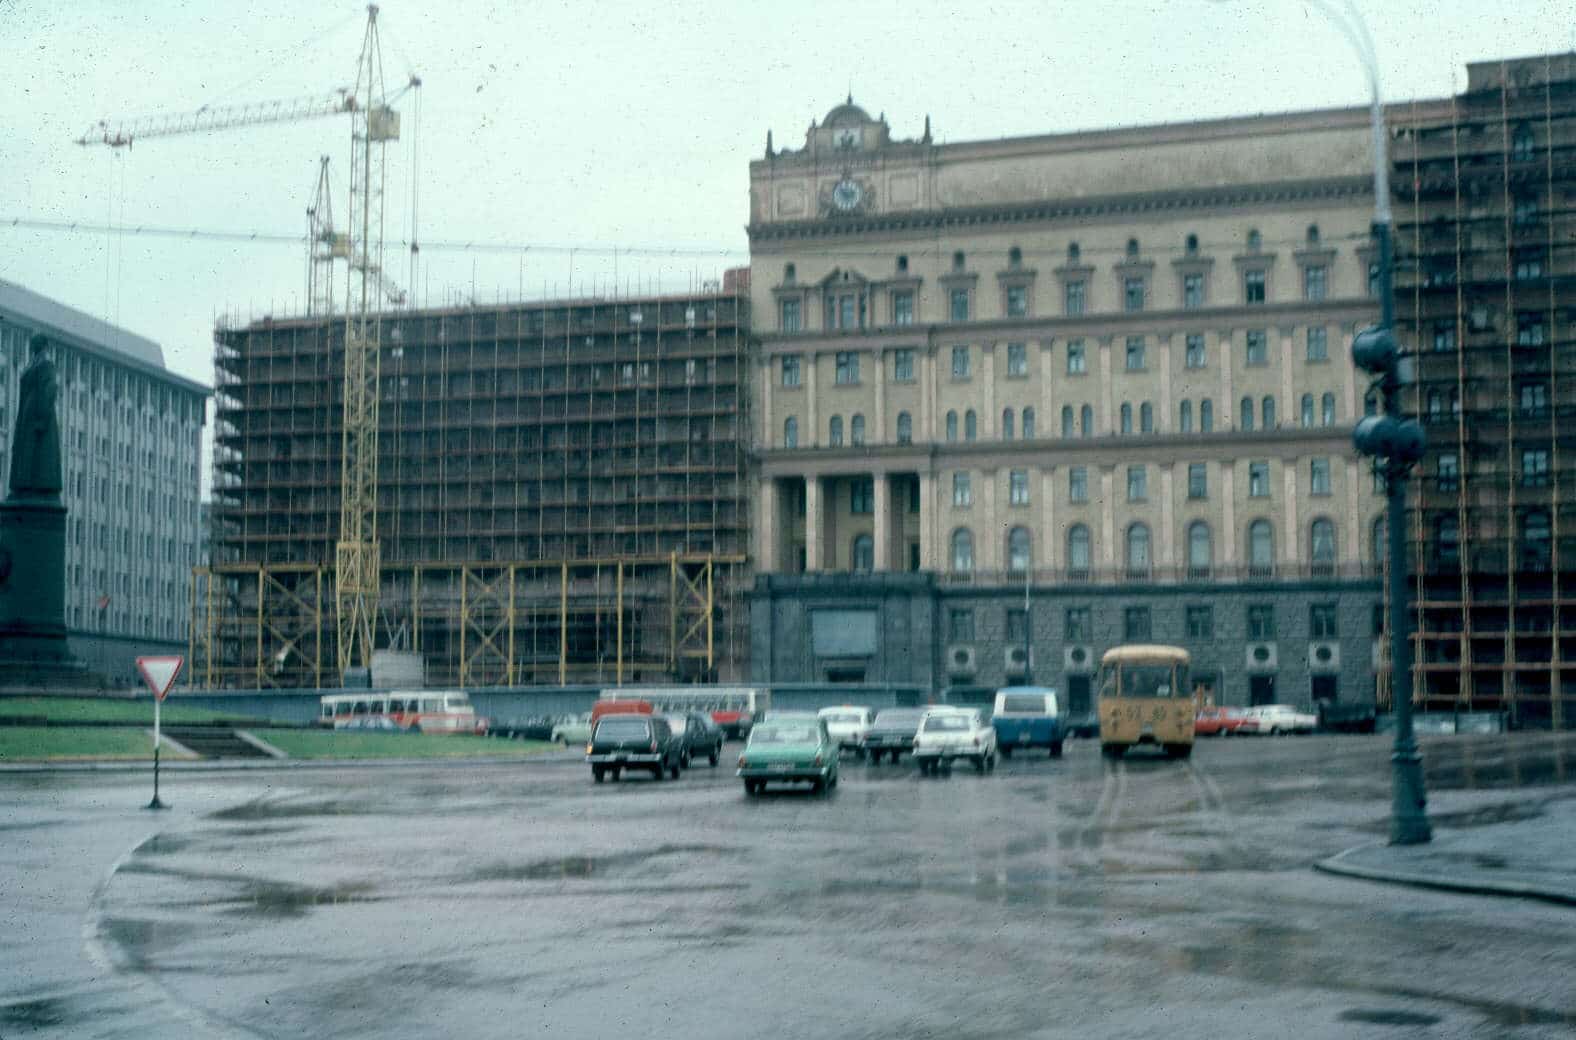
[1100,645,1192,665]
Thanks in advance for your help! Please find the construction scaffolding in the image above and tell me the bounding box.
[1392,54,1576,729]
[201,287,751,688]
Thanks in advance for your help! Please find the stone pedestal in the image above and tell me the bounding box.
[0,495,101,689]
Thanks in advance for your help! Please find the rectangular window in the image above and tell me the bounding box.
[1310,604,1338,640]
[1183,273,1204,309]
[1522,448,1550,487]
[1517,314,1545,347]
[1066,340,1087,375]
[1303,265,1327,301]
[1125,336,1146,371]
[1437,452,1459,491]
[1245,329,1268,366]
[1065,607,1091,642]
[1065,280,1085,316]
[835,351,860,385]
[1249,461,1270,497]
[1432,323,1456,353]
[780,355,801,387]
[850,478,874,514]
[1124,277,1145,312]
[892,290,914,326]
[1126,465,1147,502]
[1068,466,1088,503]
[1185,333,1206,369]
[893,348,915,382]
[1247,603,1276,640]
[952,472,973,507]
[1007,342,1028,376]
[1186,605,1213,639]
[950,288,970,322]
[1306,326,1328,361]
[1009,469,1030,506]
[780,298,801,333]
[1123,606,1152,642]
[1519,381,1548,417]
[1006,285,1028,317]
[951,346,971,379]
[949,608,976,643]
[1310,458,1331,496]
[1006,608,1031,645]
[1244,268,1266,304]
[1187,462,1207,499]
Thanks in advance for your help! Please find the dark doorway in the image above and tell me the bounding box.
[826,666,867,684]
[909,543,921,571]
[1249,674,1277,705]
[1066,675,1092,715]
[1311,675,1338,702]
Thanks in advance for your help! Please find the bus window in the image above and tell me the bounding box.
[422,698,441,713]
[388,698,404,713]
[336,700,353,717]
[1121,665,1176,698]
[321,703,334,720]
[1097,667,1118,701]
[353,700,369,715]
[445,694,470,710]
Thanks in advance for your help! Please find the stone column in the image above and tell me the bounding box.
[919,471,938,570]
[873,349,887,443]
[873,471,892,571]
[1282,459,1300,567]
[1040,467,1057,569]
[982,343,996,437]
[1160,465,1176,567]
[1221,461,1237,565]
[1099,467,1116,568]
[979,469,998,571]
[805,475,825,572]
[1278,324,1297,424]
[1218,328,1235,428]
[1158,334,1173,433]
[806,352,820,446]
[758,478,779,572]
[1341,457,1361,567]
[1340,322,1359,421]
[921,347,937,441]
[1098,336,1114,434]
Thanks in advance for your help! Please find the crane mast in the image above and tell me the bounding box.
[306,155,346,317]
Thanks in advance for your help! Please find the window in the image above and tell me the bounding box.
[1240,397,1255,432]
[1437,452,1458,491]
[1522,448,1550,487]
[1431,323,1456,353]
[965,410,977,441]
[1180,400,1194,433]
[1245,329,1268,366]
[1310,519,1337,571]
[896,411,913,445]
[850,477,874,514]
[952,251,966,271]
[1061,406,1075,437]
[1512,122,1535,161]
[1065,280,1086,316]
[1007,342,1027,376]
[1247,229,1262,251]
[1127,465,1147,501]
[1301,394,1315,428]
[952,346,971,379]
[1006,607,1031,644]
[1140,402,1154,433]
[1522,510,1552,570]
[1515,249,1545,281]
[852,535,874,572]
[1187,521,1212,575]
[1248,519,1275,574]
[1022,408,1035,438]
[892,291,914,326]
[1126,238,1140,259]
[946,411,959,442]
[1310,604,1338,640]
[1002,409,1015,440]
[1009,469,1030,506]
[1200,400,1214,433]
[1183,273,1204,309]
[1249,461,1270,497]
[1303,265,1327,301]
[950,289,970,322]
[1187,462,1207,499]
[1006,285,1028,317]
[949,607,976,642]
[950,529,975,574]
[1125,523,1151,575]
[1120,403,1134,434]
[1065,606,1091,641]
[784,262,796,281]
[780,299,801,332]
[829,416,844,446]
[1310,458,1331,495]
[1080,405,1094,436]
[783,416,799,448]
[835,351,860,385]
[1185,333,1206,368]
[1513,195,1539,226]
[780,355,801,387]
[893,348,915,382]
[1069,467,1088,502]
[1247,604,1276,640]
[1124,277,1145,312]
[1520,381,1548,417]
[1007,526,1032,572]
[1008,246,1023,267]
[1518,313,1546,347]
[850,414,866,447]
[953,472,973,507]
[1307,326,1328,361]
[1066,525,1092,573]
[1261,396,1277,428]
[1067,339,1086,374]
[1244,268,1266,304]
[1186,605,1214,639]
[1125,336,1146,370]
[1436,515,1463,567]
[1123,606,1152,642]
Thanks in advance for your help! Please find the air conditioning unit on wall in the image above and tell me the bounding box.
[1064,645,1095,674]
[946,645,977,679]
[1308,641,1341,673]
[1244,642,1279,673]
[1005,646,1032,675]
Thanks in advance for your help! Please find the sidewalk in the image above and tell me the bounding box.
[1315,794,1576,906]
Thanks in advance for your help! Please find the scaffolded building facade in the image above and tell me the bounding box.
[197,289,750,689]
[1392,54,1576,728]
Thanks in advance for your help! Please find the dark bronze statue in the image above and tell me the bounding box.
[8,334,63,498]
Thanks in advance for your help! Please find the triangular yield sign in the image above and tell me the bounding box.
[136,656,184,700]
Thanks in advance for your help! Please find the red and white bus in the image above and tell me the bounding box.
[598,686,768,739]
[319,691,488,735]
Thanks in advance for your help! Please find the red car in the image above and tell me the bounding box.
[1194,706,1257,736]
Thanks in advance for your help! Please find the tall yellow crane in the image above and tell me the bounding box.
[79,5,418,678]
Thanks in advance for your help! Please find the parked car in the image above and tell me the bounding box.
[818,706,875,756]
[585,714,683,782]
[1242,704,1318,735]
[1194,706,1254,737]
[862,708,926,764]
[1317,702,1378,733]
[912,707,997,775]
[666,711,724,768]
[990,686,1064,758]
[550,713,593,746]
[737,716,838,795]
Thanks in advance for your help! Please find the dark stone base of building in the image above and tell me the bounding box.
[751,572,1382,714]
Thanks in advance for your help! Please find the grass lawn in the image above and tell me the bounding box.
[0,697,267,726]
[0,726,193,762]
[260,730,558,760]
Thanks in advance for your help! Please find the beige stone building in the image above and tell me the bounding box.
[746,100,1389,710]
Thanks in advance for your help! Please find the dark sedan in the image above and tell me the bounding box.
[666,711,724,768]
[862,708,926,764]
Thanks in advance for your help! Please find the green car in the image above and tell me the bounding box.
[737,716,839,796]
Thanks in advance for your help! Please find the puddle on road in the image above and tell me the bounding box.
[1425,800,1547,829]
[0,996,69,1029]
[1339,1008,1443,1026]
[467,843,740,883]
[211,797,372,822]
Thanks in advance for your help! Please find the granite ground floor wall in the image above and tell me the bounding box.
[750,573,1382,713]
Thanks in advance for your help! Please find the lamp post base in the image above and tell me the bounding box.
[1389,743,1432,845]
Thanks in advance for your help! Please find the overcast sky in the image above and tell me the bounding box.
[2,0,1571,395]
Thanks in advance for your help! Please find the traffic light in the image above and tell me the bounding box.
[1353,414,1426,463]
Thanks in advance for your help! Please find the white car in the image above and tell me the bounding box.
[550,713,593,746]
[818,706,875,755]
[911,707,997,775]
[1243,704,1318,735]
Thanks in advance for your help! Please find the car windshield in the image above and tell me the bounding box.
[750,724,818,744]
[873,711,923,728]
[1121,665,1177,698]
[595,719,650,741]
[1000,694,1049,714]
[923,714,971,732]
[665,715,688,735]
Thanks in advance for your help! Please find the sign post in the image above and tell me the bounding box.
[136,655,183,811]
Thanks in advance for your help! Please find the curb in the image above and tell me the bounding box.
[0,750,581,773]
[1314,844,1576,908]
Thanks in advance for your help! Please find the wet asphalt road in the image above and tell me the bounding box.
[5,734,1576,1039]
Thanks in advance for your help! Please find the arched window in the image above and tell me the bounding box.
[1140,402,1154,434]
[946,410,959,442]
[1240,396,1254,431]
[1301,393,1315,428]
[896,411,913,445]
[1002,408,1015,440]
[783,416,798,448]
[1180,400,1193,433]
[1061,405,1074,437]
[852,534,874,573]
[1067,242,1081,262]
[1262,395,1276,429]
[1066,524,1092,574]
[1187,521,1212,576]
[850,413,866,446]
[1007,526,1032,573]
[1200,399,1214,433]
[952,250,966,271]
[784,262,796,282]
[950,528,975,573]
[1185,232,1199,254]
[1120,402,1134,434]
[1022,407,1035,438]
[965,410,978,441]
[1522,510,1552,570]
[1306,224,1320,245]
[1247,228,1262,251]
[1248,519,1275,575]
[1310,518,1337,573]
[1008,245,1023,267]
[1126,237,1140,259]
[829,415,844,446]
[1080,405,1093,437]
[1125,523,1151,576]
[1321,392,1336,426]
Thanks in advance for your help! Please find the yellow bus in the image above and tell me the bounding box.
[1097,645,1194,759]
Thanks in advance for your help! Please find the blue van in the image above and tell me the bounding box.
[991,686,1064,758]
